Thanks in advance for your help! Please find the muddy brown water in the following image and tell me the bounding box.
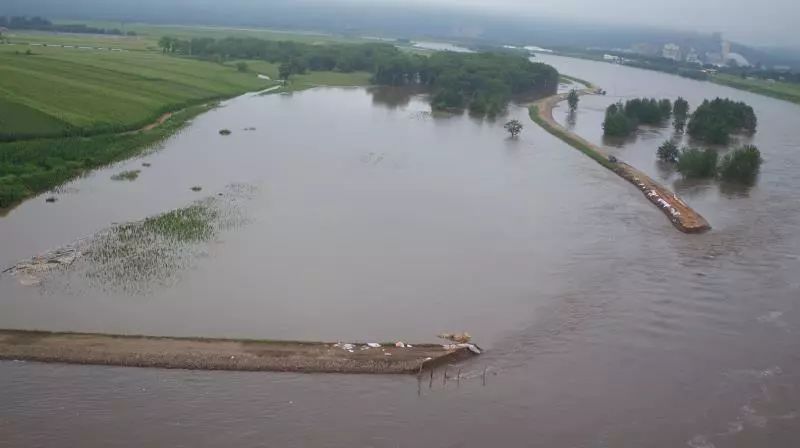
[2,55,800,447]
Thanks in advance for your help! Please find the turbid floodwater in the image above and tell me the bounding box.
[2,55,800,447]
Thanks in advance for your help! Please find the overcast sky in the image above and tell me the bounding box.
[376,0,798,47]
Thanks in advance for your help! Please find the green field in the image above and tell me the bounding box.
[227,60,372,92]
[0,45,273,140]
[712,74,800,105]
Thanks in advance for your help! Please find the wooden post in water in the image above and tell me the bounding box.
[482,366,487,386]
[443,366,448,386]
[457,368,462,387]
[429,368,434,389]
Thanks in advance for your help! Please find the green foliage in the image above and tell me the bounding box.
[0,45,269,141]
[235,62,248,72]
[657,140,679,163]
[567,89,579,111]
[602,103,636,137]
[677,148,718,179]
[718,145,763,183]
[0,105,211,209]
[687,98,757,144]
[110,170,141,181]
[673,97,690,120]
[157,36,558,116]
[602,98,672,136]
[504,119,523,137]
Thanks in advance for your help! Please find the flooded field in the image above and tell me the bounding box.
[3,56,800,447]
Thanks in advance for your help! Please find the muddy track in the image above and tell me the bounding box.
[531,88,711,234]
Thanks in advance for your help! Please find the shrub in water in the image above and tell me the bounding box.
[657,140,679,163]
[677,148,718,179]
[719,145,763,183]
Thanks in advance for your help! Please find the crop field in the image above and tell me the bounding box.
[0,45,271,140]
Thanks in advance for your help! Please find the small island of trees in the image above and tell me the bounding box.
[686,98,757,144]
[657,139,763,183]
[602,98,672,137]
[157,36,559,117]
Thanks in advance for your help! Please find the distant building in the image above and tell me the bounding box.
[725,53,750,67]
[603,54,621,63]
[721,40,731,61]
[685,48,702,65]
[662,43,681,61]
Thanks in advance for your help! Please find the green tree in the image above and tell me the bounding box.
[718,145,763,183]
[673,97,689,120]
[158,36,174,53]
[278,62,293,82]
[236,62,249,72]
[657,140,679,163]
[504,119,523,138]
[567,89,579,111]
[677,148,718,178]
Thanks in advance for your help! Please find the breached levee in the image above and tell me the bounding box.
[0,330,480,374]
[529,86,711,234]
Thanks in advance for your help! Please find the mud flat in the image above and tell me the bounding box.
[530,88,711,234]
[0,330,479,374]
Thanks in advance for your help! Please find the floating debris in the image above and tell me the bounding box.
[141,162,152,167]
[366,342,381,348]
[243,127,257,131]
[45,197,57,203]
[219,129,232,136]
[438,332,472,343]
[191,186,203,192]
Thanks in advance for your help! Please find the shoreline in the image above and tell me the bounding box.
[0,329,479,374]
[530,87,711,234]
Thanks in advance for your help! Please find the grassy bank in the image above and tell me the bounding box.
[0,45,271,140]
[712,74,800,105]
[528,105,616,170]
[0,104,212,210]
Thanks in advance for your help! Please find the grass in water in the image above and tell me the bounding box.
[110,170,141,181]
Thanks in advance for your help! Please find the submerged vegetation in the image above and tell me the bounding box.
[84,188,251,292]
[657,140,679,163]
[158,36,558,116]
[602,98,672,136]
[671,144,763,183]
[718,145,763,183]
[110,170,141,181]
[687,98,757,144]
[0,104,212,210]
[676,148,719,179]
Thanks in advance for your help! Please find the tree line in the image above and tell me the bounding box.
[602,98,673,137]
[0,16,135,36]
[658,140,763,184]
[686,98,757,144]
[157,36,559,117]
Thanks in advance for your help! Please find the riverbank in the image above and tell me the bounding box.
[543,51,800,106]
[0,330,479,374]
[530,88,711,233]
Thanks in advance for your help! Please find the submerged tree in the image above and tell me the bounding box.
[657,140,679,163]
[677,148,718,179]
[567,89,579,111]
[278,62,293,82]
[718,145,763,183]
[504,119,523,138]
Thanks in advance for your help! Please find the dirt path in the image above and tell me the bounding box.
[140,112,173,131]
[531,88,711,234]
[0,330,478,374]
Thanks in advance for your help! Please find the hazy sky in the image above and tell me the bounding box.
[378,0,798,46]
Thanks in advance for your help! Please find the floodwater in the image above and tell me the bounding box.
[3,55,800,447]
